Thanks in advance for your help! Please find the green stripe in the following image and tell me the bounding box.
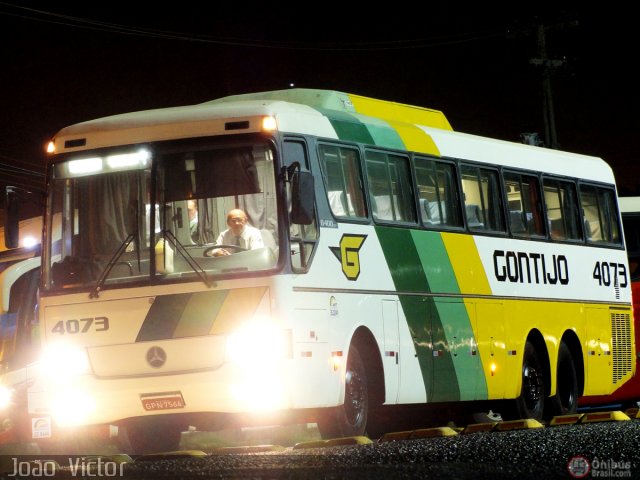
[377,227,489,401]
[376,226,459,401]
[173,290,229,337]
[354,114,406,150]
[411,230,460,294]
[317,108,375,145]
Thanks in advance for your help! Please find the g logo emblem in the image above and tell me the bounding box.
[330,234,367,281]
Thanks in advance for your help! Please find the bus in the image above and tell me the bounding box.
[0,225,41,447]
[579,196,640,409]
[1,89,634,453]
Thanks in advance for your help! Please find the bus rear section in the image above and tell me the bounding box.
[579,196,640,409]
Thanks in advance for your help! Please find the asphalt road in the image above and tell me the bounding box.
[4,419,638,480]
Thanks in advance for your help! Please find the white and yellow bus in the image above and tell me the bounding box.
[1,89,634,452]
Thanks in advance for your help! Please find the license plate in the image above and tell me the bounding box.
[140,391,186,411]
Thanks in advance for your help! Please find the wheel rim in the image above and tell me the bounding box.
[522,363,543,410]
[344,366,367,428]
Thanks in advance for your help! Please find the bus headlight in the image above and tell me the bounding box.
[39,343,91,381]
[50,389,96,427]
[225,323,291,365]
[0,385,12,410]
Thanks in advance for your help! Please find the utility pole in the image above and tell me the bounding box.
[529,19,577,149]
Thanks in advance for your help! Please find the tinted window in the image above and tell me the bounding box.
[414,158,462,228]
[503,171,545,237]
[580,185,622,245]
[365,151,416,223]
[460,165,505,232]
[543,179,582,241]
[319,144,367,219]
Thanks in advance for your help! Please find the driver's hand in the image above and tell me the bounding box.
[212,248,230,257]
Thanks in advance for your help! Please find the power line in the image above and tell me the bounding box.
[0,2,515,51]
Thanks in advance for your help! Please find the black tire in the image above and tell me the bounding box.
[120,417,186,455]
[548,342,579,417]
[503,341,545,420]
[317,345,368,438]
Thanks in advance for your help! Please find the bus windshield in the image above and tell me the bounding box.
[45,139,278,292]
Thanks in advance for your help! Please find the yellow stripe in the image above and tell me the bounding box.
[441,233,491,295]
[209,287,268,334]
[348,93,452,130]
[387,120,440,155]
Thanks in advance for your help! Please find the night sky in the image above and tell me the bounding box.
[1,3,638,198]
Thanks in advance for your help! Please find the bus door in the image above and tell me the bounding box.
[475,302,507,399]
[381,299,400,403]
[431,298,483,402]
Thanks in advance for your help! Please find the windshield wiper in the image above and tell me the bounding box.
[161,230,214,288]
[90,233,135,298]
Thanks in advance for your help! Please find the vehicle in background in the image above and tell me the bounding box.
[0,221,41,446]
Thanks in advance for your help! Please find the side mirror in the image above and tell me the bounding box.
[290,171,314,225]
[4,187,20,248]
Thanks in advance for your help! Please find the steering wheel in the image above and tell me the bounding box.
[203,244,247,257]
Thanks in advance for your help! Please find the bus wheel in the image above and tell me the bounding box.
[505,341,545,420]
[549,342,578,416]
[317,345,368,438]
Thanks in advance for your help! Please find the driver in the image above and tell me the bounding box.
[210,209,264,256]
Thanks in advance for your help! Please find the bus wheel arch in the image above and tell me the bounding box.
[316,327,384,438]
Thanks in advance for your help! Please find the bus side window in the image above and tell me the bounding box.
[365,150,416,224]
[543,178,582,242]
[319,144,367,219]
[414,157,463,228]
[580,184,622,245]
[503,171,545,238]
[460,165,505,233]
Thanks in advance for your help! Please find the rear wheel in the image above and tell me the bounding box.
[503,341,545,420]
[549,342,578,416]
[317,345,368,438]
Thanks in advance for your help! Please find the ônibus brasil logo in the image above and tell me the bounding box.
[567,456,591,478]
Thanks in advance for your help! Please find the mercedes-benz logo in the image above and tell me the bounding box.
[146,346,167,368]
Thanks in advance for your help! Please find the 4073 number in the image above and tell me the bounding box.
[50,317,109,335]
[592,261,628,288]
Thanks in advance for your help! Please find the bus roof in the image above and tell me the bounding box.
[51,88,613,183]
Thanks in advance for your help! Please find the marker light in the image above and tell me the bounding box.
[46,141,56,154]
[261,116,277,132]
[68,157,103,175]
[490,363,497,376]
[330,351,343,372]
